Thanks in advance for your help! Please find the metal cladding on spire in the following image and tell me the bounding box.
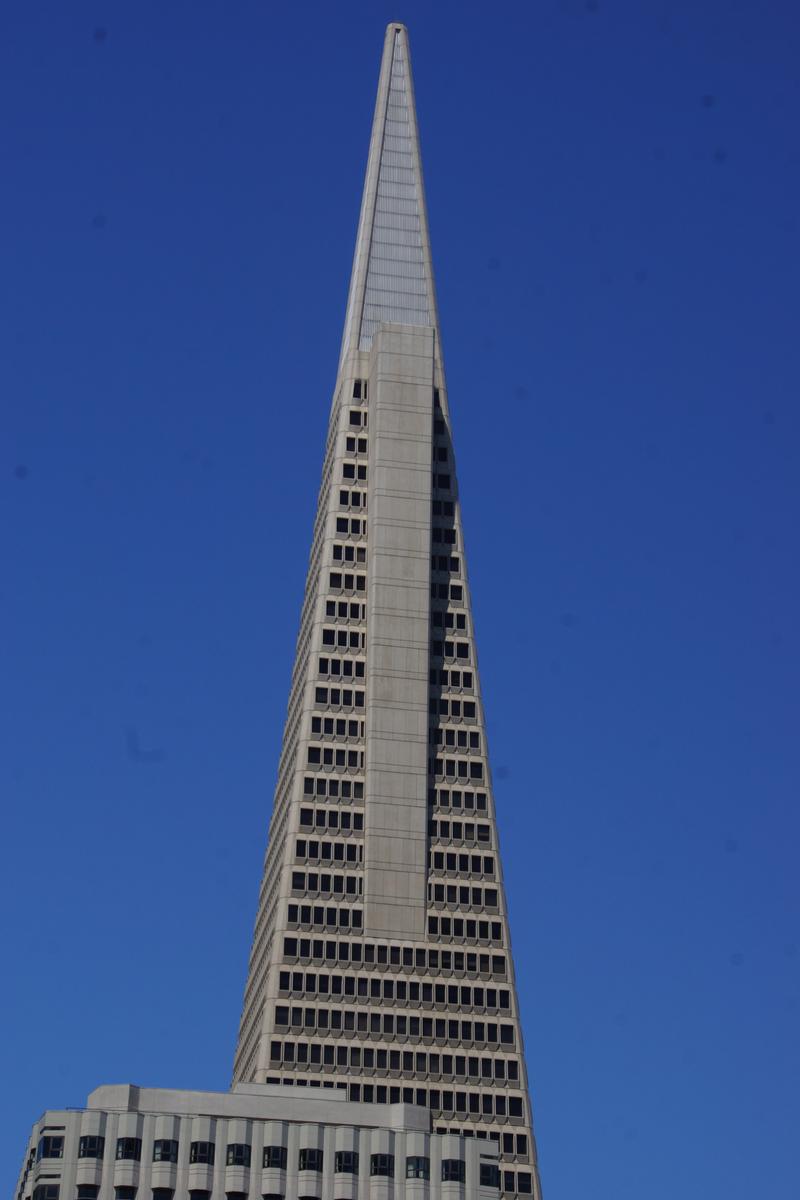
[340,24,438,364]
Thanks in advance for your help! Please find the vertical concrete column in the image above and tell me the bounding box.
[364,323,434,938]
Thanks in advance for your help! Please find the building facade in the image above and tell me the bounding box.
[15,24,543,1200]
[18,1087,501,1200]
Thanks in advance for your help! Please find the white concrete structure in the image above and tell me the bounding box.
[16,1086,501,1200]
[15,24,544,1200]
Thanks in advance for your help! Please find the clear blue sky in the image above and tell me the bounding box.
[1,2,798,1197]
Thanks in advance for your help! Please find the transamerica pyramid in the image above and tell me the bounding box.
[232,24,543,1200]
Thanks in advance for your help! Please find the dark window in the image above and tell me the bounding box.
[405,1156,430,1180]
[153,1139,179,1164]
[517,1174,533,1194]
[77,1189,99,1200]
[226,1144,251,1167]
[370,1154,394,1178]
[32,1189,59,1200]
[37,1136,64,1161]
[188,1193,210,1200]
[442,1160,465,1183]
[189,1142,215,1165]
[116,1138,142,1162]
[262,1146,287,1170]
[152,1191,174,1200]
[479,1164,500,1189]
[298,1148,323,1171]
[334,1151,359,1174]
[115,1191,137,1200]
[226,1194,247,1200]
[78,1135,105,1159]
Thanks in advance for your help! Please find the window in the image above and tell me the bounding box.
[405,1156,430,1180]
[298,1148,323,1171]
[442,1159,465,1182]
[115,1191,136,1200]
[37,1136,64,1160]
[370,1154,394,1178]
[79,1135,105,1159]
[334,1151,359,1174]
[153,1139,179,1163]
[226,1144,251,1167]
[152,1191,174,1200]
[32,1189,59,1200]
[262,1146,287,1170]
[189,1142,215,1165]
[479,1164,500,1189]
[77,1189,99,1200]
[116,1138,142,1162]
[188,1193,210,1200]
[517,1174,533,1194]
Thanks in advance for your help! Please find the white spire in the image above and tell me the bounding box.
[339,24,439,366]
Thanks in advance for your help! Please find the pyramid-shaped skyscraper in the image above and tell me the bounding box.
[233,24,542,1200]
[14,25,544,1200]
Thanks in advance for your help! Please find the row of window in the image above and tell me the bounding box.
[432,582,463,601]
[429,852,495,877]
[334,516,365,536]
[430,640,471,661]
[341,462,367,481]
[434,472,452,490]
[331,543,366,563]
[317,656,365,678]
[430,696,478,720]
[429,883,499,910]
[310,715,363,736]
[430,668,473,688]
[311,686,364,709]
[282,936,507,977]
[320,629,364,650]
[328,571,365,592]
[291,871,361,897]
[431,763,489,782]
[288,903,506,944]
[273,1006,515,1047]
[428,915,503,943]
[306,747,363,769]
[294,840,361,864]
[298,807,364,830]
[277,970,510,1011]
[432,499,455,517]
[431,554,460,573]
[432,610,467,630]
[269,1040,520,1082]
[432,728,481,750]
[286,904,362,930]
[338,489,366,509]
[428,790,489,814]
[432,527,457,546]
[344,435,368,455]
[430,758,485,781]
[324,600,364,622]
[34,1174,534,1200]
